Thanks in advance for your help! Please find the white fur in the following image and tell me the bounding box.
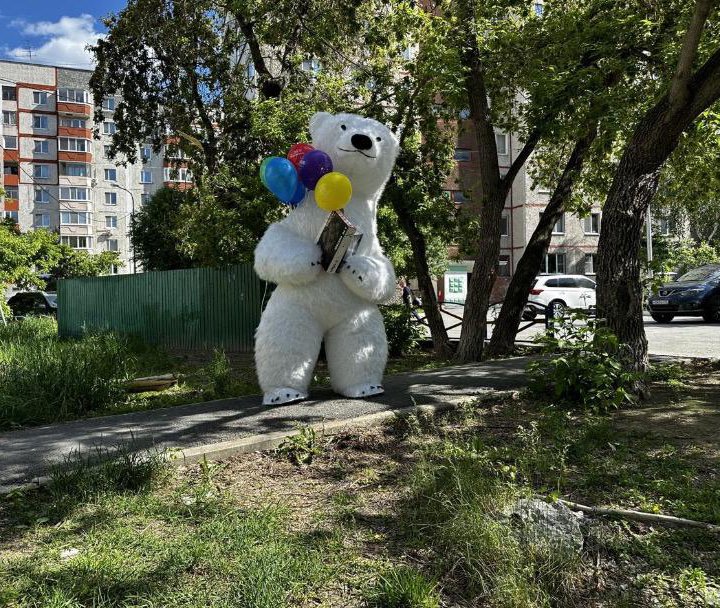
[255,112,399,403]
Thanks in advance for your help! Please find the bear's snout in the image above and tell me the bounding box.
[351,133,373,151]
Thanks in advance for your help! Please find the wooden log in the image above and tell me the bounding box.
[558,499,720,533]
[125,374,178,393]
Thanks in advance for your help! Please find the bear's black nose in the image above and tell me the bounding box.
[351,133,373,151]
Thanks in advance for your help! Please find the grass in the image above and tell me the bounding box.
[2,357,716,606]
[0,317,453,429]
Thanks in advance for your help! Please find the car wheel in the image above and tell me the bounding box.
[702,296,720,323]
[548,299,566,318]
[650,313,674,324]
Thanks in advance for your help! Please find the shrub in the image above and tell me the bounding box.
[0,318,133,428]
[381,304,423,356]
[205,348,233,398]
[277,424,324,465]
[526,313,638,412]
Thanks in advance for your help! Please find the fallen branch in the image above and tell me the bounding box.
[558,499,720,533]
[125,374,178,393]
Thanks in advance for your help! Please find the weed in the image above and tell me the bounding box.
[366,565,440,608]
[380,304,424,356]
[277,424,324,465]
[205,348,233,398]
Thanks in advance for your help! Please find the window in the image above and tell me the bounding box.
[104,145,112,158]
[107,239,119,252]
[141,145,152,160]
[103,121,117,135]
[59,137,88,152]
[448,276,465,294]
[542,252,566,274]
[105,192,118,205]
[658,218,672,236]
[577,276,596,289]
[141,193,151,204]
[552,213,565,234]
[454,148,471,161]
[534,2,544,15]
[2,111,17,126]
[4,164,19,175]
[2,86,16,101]
[5,186,19,200]
[35,213,50,228]
[58,88,88,103]
[500,214,509,236]
[497,255,511,277]
[33,164,50,179]
[59,187,89,201]
[35,188,51,203]
[33,140,49,154]
[141,170,153,183]
[584,253,597,275]
[105,168,117,181]
[61,163,89,177]
[301,58,321,73]
[33,91,49,105]
[61,235,91,249]
[105,215,117,229]
[60,211,90,225]
[583,213,600,234]
[3,211,19,222]
[451,190,470,204]
[3,135,17,149]
[102,97,116,111]
[33,115,49,129]
[495,132,508,155]
[59,117,86,128]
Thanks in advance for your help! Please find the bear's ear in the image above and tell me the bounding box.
[309,112,333,139]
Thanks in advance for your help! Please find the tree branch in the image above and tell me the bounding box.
[235,16,272,80]
[670,0,713,108]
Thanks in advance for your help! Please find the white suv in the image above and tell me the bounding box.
[527,275,596,317]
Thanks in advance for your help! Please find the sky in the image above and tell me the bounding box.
[0,0,128,69]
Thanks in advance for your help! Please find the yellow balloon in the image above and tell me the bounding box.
[315,172,352,211]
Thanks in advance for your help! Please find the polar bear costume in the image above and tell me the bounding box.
[254,112,399,406]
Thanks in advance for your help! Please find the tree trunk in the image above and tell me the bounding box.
[487,127,598,357]
[393,201,454,358]
[454,0,506,363]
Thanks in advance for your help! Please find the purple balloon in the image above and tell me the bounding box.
[299,150,333,190]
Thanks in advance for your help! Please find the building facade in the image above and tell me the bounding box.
[440,120,603,303]
[0,60,189,274]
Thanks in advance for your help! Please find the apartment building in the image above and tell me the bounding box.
[0,59,190,274]
[440,120,603,303]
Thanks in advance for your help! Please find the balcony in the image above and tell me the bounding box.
[57,150,92,163]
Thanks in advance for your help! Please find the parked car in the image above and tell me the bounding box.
[6,291,57,318]
[647,264,720,323]
[526,275,596,318]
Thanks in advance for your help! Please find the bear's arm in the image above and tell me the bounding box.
[339,252,396,303]
[254,223,322,286]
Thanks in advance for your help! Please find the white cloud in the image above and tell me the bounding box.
[5,14,104,67]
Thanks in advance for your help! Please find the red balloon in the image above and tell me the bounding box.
[287,143,314,170]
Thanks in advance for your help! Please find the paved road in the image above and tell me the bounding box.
[0,358,531,491]
[431,305,720,359]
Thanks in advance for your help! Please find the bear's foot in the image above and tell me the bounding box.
[263,387,308,406]
[337,383,384,399]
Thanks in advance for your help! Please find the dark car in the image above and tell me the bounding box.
[6,291,57,318]
[647,264,720,323]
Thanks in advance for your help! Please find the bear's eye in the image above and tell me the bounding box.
[340,124,347,131]
[376,137,382,142]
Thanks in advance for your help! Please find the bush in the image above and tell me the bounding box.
[0,318,133,428]
[526,314,637,412]
[381,304,423,356]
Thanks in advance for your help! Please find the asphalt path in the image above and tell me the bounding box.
[0,357,531,491]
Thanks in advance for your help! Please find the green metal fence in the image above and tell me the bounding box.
[57,265,265,351]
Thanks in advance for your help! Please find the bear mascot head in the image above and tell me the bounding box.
[254,112,401,406]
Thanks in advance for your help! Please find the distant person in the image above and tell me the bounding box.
[399,279,422,321]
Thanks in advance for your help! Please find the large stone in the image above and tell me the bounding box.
[504,498,584,554]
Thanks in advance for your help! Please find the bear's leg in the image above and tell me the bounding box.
[325,306,388,399]
[255,294,322,406]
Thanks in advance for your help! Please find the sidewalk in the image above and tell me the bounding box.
[0,357,531,491]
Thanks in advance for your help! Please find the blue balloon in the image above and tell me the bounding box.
[263,157,300,203]
[288,179,306,206]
